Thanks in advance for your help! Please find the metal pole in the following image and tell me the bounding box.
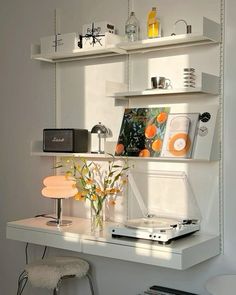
[56,198,62,226]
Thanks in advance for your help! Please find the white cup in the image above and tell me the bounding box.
[151,76,172,89]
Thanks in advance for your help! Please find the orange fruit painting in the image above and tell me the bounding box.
[152,139,163,152]
[157,112,168,124]
[115,143,124,155]
[145,124,157,139]
[139,149,151,157]
[115,107,170,157]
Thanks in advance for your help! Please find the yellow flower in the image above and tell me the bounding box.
[74,192,85,201]
[95,187,103,195]
[105,188,120,195]
[91,194,98,201]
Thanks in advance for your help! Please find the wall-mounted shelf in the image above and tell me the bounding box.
[107,73,219,105]
[118,17,221,54]
[31,18,220,63]
[30,140,109,159]
[31,44,126,63]
[6,216,220,270]
[31,140,216,162]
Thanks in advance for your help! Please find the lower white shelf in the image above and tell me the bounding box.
[7,216,220,270]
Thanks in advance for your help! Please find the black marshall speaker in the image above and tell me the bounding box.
[43,129,88,153]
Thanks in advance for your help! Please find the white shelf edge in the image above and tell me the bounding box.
[6,217,220,270]
[113,87,215,98]
[109,73,219,100]
[30,140,215,162]
[31,45,127,63]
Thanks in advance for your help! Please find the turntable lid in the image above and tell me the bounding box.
[128,170,201,221]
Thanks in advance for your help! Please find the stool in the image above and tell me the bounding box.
[17,256,95,295]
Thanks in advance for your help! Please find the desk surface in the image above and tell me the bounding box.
[6,216,220,270]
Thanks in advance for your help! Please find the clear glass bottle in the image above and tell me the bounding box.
[125,11,140,42]
[147,7,161,38]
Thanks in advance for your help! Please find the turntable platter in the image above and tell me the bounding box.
[125,217,180,230]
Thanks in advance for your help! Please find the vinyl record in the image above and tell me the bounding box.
[125,217,179,230]
[168,133,191,156]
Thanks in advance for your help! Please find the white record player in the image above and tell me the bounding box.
[109,171,201,244]
[110,216,200,244]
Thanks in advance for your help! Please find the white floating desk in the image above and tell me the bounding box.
[6,216,220,270]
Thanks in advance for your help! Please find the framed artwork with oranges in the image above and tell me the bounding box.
[115,107,170,158]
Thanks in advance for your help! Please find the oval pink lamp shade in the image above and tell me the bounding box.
[42,175,78,199]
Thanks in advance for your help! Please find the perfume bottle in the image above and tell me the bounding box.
[147,7,161,38]
[125,11,140,42]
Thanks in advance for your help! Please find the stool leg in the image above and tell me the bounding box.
[17,271,28,295]
[86,274,95,295]
[53,278,62,295]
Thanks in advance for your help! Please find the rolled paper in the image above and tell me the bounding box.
[43,175,76,187]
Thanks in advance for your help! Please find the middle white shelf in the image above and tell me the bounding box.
[107,73,219,102]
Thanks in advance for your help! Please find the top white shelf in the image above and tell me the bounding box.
[31,18,221,63]
[31,45,126,63]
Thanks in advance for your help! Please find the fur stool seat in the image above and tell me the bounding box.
[18,256,94,295]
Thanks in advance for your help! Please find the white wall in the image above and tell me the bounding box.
[0,0,236,294]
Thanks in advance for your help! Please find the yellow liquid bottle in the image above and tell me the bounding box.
[147,7,160,38]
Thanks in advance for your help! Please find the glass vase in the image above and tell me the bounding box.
[90,206,104,235]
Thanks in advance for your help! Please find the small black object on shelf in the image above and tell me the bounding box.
[171,19,192,36]
[145,285,199,295]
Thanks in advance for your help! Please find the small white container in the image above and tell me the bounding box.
[82,21,115,36]
[56,33,81,53]
[40,35,57,54]
[82,32,121,50]
[40,33,81,54]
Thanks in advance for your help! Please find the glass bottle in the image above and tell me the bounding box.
[125,11,140,42]
[147,7,161,38]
